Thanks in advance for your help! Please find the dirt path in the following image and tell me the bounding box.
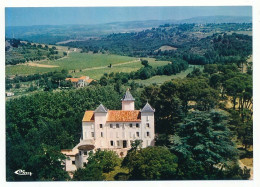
[70,58,141,73]
[22,62,59,68]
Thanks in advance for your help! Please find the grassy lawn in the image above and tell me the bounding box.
[133,65,204,86]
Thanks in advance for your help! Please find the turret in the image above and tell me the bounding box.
[141,102,155,147]
[121,89,135,111]
[94,103,108,141]
[94,103,108,113]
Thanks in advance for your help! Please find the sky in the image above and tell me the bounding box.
[5,6,252,27]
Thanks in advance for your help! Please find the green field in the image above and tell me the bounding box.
[6,52,171,79]
[70,57,170,79]
[132,65,204,86]
[39,52,137,70]
[6,52,138,76]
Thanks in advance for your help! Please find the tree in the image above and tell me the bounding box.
[229,109,253,150]
[141,59,149,67]
[170,110,241,179]
[121,140,143,171]
[122,146,178,180]
[73,164,104,181]
[27,144,70,181]
[51,72,67,85]
[224,73,252,110]
[87,149,120,173]
[15,83,21,89]
[6,84,12,90]
[204,64,218,75]
[73,149,120,181]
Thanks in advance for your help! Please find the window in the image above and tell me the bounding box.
[79,151,82,155]
[72,161,75,165]
[130,123,133,128]
[84,151,88,155]
[146,123,150,128]
[136,123,140,128]
[123,140,127,148]
[100,124,103,128]
[91,132,94,137]
[117,141,120,147]
[116,124,119,128]
[147,116,149,122]
[110,124,113,128]
[136,132,140,137]
[110,141,114,146]
[147,132,150,137]
[101,132,103,137]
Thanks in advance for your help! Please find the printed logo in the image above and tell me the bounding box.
[14,169,32,176]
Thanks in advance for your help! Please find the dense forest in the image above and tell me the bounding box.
[65,23,252,65]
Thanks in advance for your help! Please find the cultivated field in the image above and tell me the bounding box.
[6,52,137,76]
[70,57,170,79]
[6,51,171,80]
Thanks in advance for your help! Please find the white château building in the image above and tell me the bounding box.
[61,89,155,172]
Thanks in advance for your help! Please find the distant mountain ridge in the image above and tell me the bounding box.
[5,16,252,44]
[178,16,252,24]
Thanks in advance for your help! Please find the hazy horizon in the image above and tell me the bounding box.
[6,6,252,27]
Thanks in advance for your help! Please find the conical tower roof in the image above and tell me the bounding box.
[141,102,155,113]
[121,89,135,101]
[94,103,108,113]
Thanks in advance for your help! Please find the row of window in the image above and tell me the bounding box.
[88,131,151,138]
[96,131,150,138]
[99,123,150,128]
[110,140,150,147]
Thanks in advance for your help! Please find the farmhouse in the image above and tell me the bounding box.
[65,76,94,87]
[61,89,155,172]
[6,92,14,97]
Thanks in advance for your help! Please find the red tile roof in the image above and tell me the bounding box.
[79,76,87,80]
[82,111,95,122]
[86,79,94,83]
[107,110,141,122]
[82,110,141,122]
[65,78,79,83]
